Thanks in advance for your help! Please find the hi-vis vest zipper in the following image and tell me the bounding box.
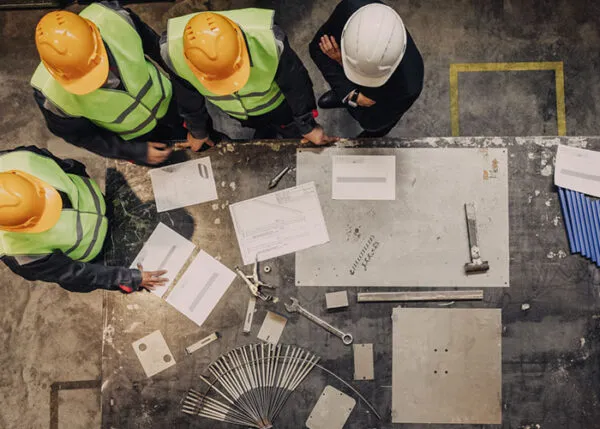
[167,8,285,120]
[30,3,173,141]
[0,151,107,262]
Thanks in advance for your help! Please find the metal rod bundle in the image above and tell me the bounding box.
[558,187,600,265]
[182,344,320,428]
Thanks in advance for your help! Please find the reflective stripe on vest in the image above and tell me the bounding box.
[0,151,107,262]
[30,3,173,140]
[167,8,285,120]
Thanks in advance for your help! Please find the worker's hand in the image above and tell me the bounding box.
[137,263,168,291]
[319,35,342,65]
[300,126,339,146]
[175,132,215,152]
[147,142,173,165]
[357,92,376,107]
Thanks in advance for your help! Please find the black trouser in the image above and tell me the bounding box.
[352,93,421,138]
[357,121,400,138]
[239,101,303,139]
[141,96,189,143]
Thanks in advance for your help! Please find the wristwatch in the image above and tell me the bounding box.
[346,89,359,108]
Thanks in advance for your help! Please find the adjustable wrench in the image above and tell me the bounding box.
[285,297,353,345]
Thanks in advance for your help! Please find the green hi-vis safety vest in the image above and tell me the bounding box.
[167,8,285,120]
[0,151,107,263]
[30,3,172,141]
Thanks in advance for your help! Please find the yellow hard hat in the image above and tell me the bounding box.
[183,12,250,96]
[35,10,109,95]
[0,170,62,233]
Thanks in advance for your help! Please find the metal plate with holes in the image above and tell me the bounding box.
[131,330,176,378]
[306,385,356,429]
[392,308,502,424]
[353,344,374,380]
[296,148,509,287]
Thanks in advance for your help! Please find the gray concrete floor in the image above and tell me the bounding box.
[0,0,599,428]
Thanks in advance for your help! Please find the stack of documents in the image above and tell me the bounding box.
[131,223,235,328]
[555,145,600,265]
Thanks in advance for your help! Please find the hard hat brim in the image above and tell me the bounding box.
[199,54,250,96]
[186,25,251,96]
[14,171,62,234]
[341,58,397,88]
[51,22,109,95]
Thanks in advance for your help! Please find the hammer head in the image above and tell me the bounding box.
[464,260,490,274]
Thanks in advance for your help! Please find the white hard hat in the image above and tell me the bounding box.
[341,3,407,87]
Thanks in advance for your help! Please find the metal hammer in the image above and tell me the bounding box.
[464,202,489,274]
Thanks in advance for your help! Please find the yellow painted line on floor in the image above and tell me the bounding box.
[449,61,566,136]
[449,65,460,137]
[554,62,567,136]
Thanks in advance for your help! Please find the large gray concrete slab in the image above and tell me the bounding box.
[295,147,509,287]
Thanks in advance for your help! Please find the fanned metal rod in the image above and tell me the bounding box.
[255,344,270,428]
[243,345,263,424]
[240,346,262,421]
[183,391,236,416]
[222,353,262,425]
[235,347,265,424]
[195,407,256,428]
[290,353,319,392]
[259,344,268,424]
[273,352,320,421]
[220,355,250,401]
[194,394,253,424]
[270,346,301,416]
[199,375,237,407]
[198,374,258,426]
[264,344,276,418]
[208,362,255,423]
[277,346,298,397]
[283,347,308,391]
[266,344,282,418]
[209,364,241,401]
[240,346,266,426]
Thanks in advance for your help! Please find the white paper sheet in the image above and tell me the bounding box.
[165,250,236,328]
[332,155,396,200]
[149,157,218,212]
[555,145,600,198]
[130,223,195,298]
[229,182,330,265]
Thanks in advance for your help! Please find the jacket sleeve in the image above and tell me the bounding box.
[273,26,317,136]
[170,76,211,139]
[33,90,149,164]
[308,2,358,100]
[159,33,211,139]
[2,252,143,293]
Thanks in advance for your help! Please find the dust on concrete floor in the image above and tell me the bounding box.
[1,0,599,428]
